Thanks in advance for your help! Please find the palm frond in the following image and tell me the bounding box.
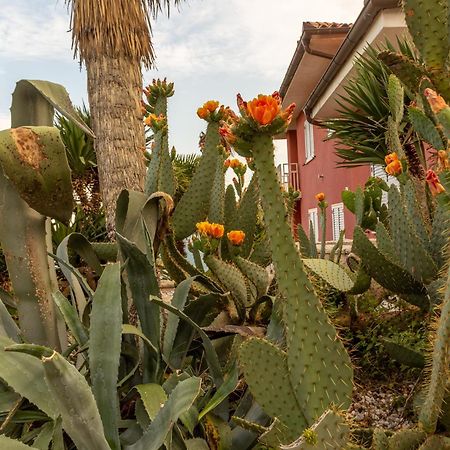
[65,0,186,67]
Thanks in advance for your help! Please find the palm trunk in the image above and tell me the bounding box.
[86,55,146,234]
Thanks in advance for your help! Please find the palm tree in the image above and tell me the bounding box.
[66,0,183,233]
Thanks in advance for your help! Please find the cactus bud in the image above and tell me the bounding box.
[426,169,446,195]
[227,230,246,246]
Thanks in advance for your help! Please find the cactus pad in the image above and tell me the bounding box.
[387,428,426,450]
[279,409,349,450]
[408,107,445,150]
[239,338,308,439]
[403,0,449,70]
[204,254,248,318]
[235,256,269,298]
[172,122,221,239]
[303,258,355,292]
[353,226,427,296]
[388,186,437,283]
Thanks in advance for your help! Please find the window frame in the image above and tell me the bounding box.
[331,202,345,241]
[304,120,315,164]
[308,208,319,242]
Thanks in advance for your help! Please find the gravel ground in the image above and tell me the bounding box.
[347,381,416,430]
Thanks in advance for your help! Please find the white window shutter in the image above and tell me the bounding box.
[308,208,319,242]
[304,121,315,162]
[331,203,345,241]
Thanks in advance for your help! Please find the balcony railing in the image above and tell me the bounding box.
[277,162,299,191]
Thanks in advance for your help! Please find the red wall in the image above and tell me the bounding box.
[287,112,370,241]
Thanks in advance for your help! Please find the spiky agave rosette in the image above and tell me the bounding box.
[222,93,353,445]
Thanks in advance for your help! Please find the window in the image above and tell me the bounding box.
[331,203,345,241]
[371,164,400,203]
[304,121,315,163]
[308,208,318,242]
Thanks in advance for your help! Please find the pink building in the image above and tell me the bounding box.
[279,0,406,241]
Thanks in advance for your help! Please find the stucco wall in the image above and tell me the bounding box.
[287,112,370,241]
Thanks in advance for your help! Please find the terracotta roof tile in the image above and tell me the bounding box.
[303,21,352,30]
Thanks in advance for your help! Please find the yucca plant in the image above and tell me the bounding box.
[323,38,418,167]
[54,106,107,247]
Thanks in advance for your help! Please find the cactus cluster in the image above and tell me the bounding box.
[352,181,447,310]
[0,0,449,446]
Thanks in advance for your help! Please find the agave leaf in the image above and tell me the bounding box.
[198,365,239,420]
[33,421,55,450]
[11,80,94,136]
[89,263,122,450]
[151,297,223,387]
[52,291,88,347]
[0,435,38,449]
[0,298,21,342]
[169,293,223,369]
[0,336,57,419]
[116,233,160,382]
[162,277,196,363]
[42,351,110,450]
[125,377,202,450]
[0,388,20,414]
[135,383,167,421]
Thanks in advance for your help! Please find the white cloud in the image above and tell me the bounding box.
[152,0,363,81]
[0,1,72,61]
[0,0,363,79]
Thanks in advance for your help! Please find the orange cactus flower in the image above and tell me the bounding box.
[315,192,325,202]
[144,113,157,126]
[229,158,241,169]
[424,88,447,114]
[197,107,208,119]
[204,100,220,112]
[437,150,449,170]
[227,230,245,246]
[247,94,281,126]
[384,152,399,165]
[426,169,446,196]
[197,100,220,119]
[208,223,224,239]
[385,159,402,176]
[280,102,296,125]
[144,113,165,128]
[196,221,211,235]
[224,159,231,168]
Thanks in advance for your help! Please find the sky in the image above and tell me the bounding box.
[0,0,363,165]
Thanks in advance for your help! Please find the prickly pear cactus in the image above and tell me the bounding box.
[352,180,448,309]
[223,93,353,445]
[171,103,225,240]
[143,79,176,198]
